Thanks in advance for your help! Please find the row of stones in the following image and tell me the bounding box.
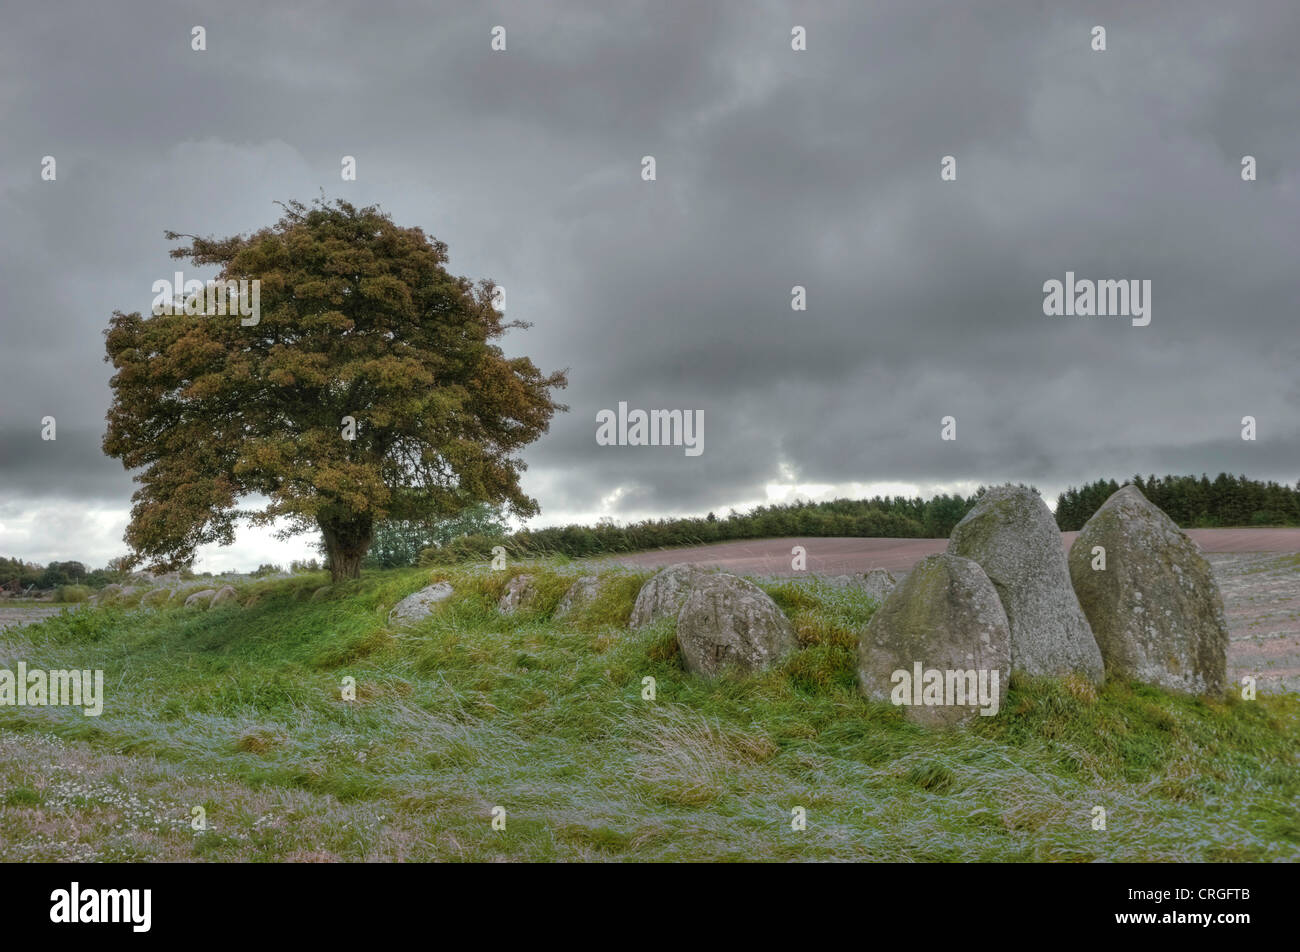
[874,484,1230,705]
[89,582,242,610]
[379,483,1231,730]
[629,484,1229,727]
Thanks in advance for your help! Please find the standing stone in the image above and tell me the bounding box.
[858,554,1010,727]
[861,568,897,601]
[183,589,217,609]
[498,574,538,614]
[948,485,1104,684]
[140,587,173,608]
[1068,485,1229,694]
[630,563,707,628]
[90,583,124,606]
[388,582,454,626]
[211,585,239,607]
[554,575,608,620]
[93,584,139,606]
[675,574,796,678]
[822,575,859,588]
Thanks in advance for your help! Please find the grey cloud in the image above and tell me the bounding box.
[1,0,1298,566]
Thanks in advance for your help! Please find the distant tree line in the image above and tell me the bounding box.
[419,492,988,564]
[1054,473,1300,531]
[0,558,128,593]
[14,474,1294,578]
[360,504,510,569]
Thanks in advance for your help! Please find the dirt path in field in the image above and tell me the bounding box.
[609,530,1300,694]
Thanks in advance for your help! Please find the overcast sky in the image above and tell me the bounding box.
[1,1,1298,571]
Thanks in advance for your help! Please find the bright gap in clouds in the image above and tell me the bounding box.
[0,501,129,567]
[1,480,1065,573]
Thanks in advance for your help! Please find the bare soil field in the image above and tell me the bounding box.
[607,528,1300,576]
[610,529,1300,694]
[1209,552,1300,694]
[0,603,63,632]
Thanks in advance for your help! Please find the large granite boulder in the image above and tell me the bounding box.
[948,485,1104,684]
[675,573,796,678]
[822,575,861,589]
[211,585,239,607]
[388,582,454,626]
[630,563,707,629]
[554,575,617,620]
[183,589,217,609]
[858,554,1010,726]
[140,587,173,608]
[90,583,124,605]
[498,574,539,614]
[91,583,141,606]
[861,568,897,601]
[821,569,895,600]
[1068,485,1229,694]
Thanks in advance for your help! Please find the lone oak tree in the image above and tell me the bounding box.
[103,199,567,581]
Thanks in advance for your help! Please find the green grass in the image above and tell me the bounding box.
[0,561,1296,862]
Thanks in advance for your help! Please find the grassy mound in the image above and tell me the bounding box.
[0,562,1295,862]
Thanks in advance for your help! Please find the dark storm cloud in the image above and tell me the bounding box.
[1,0,1298,564]
[0,427,132,502]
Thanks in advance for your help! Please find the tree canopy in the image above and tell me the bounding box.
[103,198,567,580]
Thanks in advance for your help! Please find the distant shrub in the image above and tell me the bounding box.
[418,533,499,565]
[84,568,127,590]
[54,584,92,603]
[367,505,508,569]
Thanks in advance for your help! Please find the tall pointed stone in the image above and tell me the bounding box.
[948,485,1104,684]
[1068,485,1229,694]
[858,554,1010,727]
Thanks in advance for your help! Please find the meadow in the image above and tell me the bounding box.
[0,562,1296,862]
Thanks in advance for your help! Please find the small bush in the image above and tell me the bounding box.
[418,533,499,565]
[54,584,92,603]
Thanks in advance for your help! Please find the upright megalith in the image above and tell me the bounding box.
[183,589,217,609]
[857,554,1010,727]
[211,585,239,607]
[948,485,1104,684]
[630,563,707,628]
[675,573,796,678]
[1068,485,1229,695]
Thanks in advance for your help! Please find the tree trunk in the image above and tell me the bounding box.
[320,515,373,583]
